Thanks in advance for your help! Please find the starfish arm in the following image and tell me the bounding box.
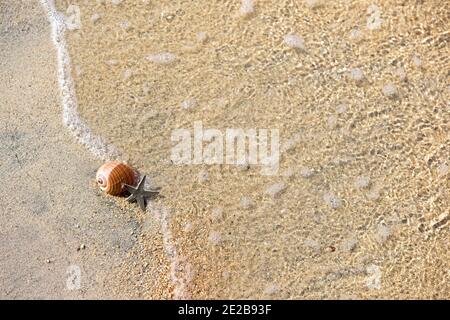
[136,195,146,211]
[137,176,147,191]
[124,184,137,194]
[126,194,137,203]
[142,190,160,198]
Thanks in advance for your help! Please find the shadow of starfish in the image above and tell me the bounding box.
[124,175,160,211]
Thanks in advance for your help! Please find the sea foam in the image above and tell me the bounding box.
[39,0,119,161]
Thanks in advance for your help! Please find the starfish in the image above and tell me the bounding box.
[124,175,160,211]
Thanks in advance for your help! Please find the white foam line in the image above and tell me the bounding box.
[39,0,190,299]
[39,0,119,161]
[149,203,193,299]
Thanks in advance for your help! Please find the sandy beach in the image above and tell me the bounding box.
[1,0,448,299]
[0,0,172,299]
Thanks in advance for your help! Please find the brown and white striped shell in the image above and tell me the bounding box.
[96,161,137,196]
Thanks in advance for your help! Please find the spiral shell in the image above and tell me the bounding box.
[96,161,137,196]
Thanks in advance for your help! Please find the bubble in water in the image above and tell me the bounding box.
[105,59,118,66]
[437,163,448,176]
[183,223,193,233]
[413,55,422,67]
[119,20,131,31]
[354,175,370,189]
[367,188,381,201]
[299,167,314,178]
[327,115,337,129]
[198,170,209,183]
[281,131,302,153]
[123,68,134,80]
[367,4,383,30]
[349,68,364,82]
[304,238,321,252]
[146,52,177,64]
[305,0,324,9]
[265,182,287,199]
[264,283,278,295]
[350,28,363,42]
[282,167,295,178]
[240,196,255,210]
[283,34,306,51]
[336,104,348,114]
[196,31,208,43]
[142,82,151,95]
[239,0,255,16]
[366,264,382,289]
[208,231,222,246]
[75,65,83,77]
[91,13,101,24]
[376,224,391,243]
[181,98,197,110]
[341,236,358,252]
[395,67,407,81]
[323,192,341,209]
[65,5,82,30]
[211,207,223,221]
[382,83,398,98]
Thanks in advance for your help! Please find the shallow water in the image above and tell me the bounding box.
[55,0,449,298]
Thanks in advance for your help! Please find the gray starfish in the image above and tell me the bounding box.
[124,175,160,211]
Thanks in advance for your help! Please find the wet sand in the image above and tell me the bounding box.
[2,0,448,299]
[0,0,171,299]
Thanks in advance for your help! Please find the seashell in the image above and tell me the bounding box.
[96,161,137,196]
